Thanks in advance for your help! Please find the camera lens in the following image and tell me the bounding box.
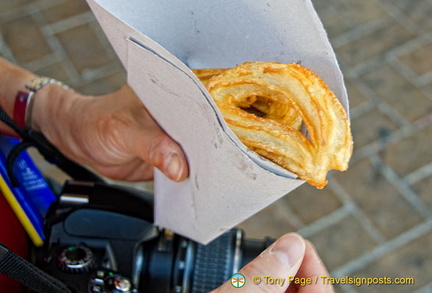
[139,229,273,293]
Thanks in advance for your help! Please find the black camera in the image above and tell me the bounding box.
[32,181,274,293]
[0,109,273,292]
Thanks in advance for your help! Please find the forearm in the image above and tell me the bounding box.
[0,57,91,139]
[0,57,126,165]
[31,83,97,164]
[0,58,188,182]
[0,58,37,135]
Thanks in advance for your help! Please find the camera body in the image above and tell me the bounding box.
[0,121,273,292]
[34,208,148,293]
[33,181,272,293]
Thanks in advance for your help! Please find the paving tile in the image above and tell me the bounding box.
[398,41,432,77]
[318,0,390,39]
[377,0,432,33]
[345,79,370,110]
[1,16,52,63]
[361,64,432,122]
[76,69,126,95]
[236,198,296,239]
[0,0,32,11]
[317,8,354,40]
[282,183,342,225]
[55,24,115,75]
[334,158,424,240]
[412,176,432,213]
[311,0,336,12]
[41,0,90,24]
[386,125,432,178]
[307,214,377,272]
[33,62,71,83]
[335,21,415,67]
[333,285,344,293]
[351,108,398,148]
[352,231,432,293]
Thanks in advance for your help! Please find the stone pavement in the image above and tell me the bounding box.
[1,0,432,292]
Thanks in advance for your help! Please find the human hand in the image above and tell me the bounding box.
[32,84,189,182]
[212,233,334,293]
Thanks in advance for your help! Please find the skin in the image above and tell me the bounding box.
[0,57,188,182]
[212,233,334,293]
[0,57,334,292]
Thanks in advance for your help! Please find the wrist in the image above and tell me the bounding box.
[11,76,71,134]
[30,83,101,166]
[25,77,70,130]
[0,58,36,119]
[31,84,81,133]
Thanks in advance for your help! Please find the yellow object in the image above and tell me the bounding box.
[0,173,43,246]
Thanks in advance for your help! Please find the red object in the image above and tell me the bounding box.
[13,91,29,129]
[0,191,28,292]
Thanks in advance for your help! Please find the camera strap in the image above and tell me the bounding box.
[0,107,104,186]
[0,108,101,292]
[0,243,71,293]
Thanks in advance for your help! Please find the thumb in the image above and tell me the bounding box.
[212,233,306,292]
[143,134,189,182]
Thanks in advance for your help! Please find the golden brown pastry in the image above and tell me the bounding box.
[193,62,353,188]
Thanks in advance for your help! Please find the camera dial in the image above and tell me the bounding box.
[57,245,94,273]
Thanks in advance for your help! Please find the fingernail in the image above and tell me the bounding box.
[164,152,183,181]
[268,233,305,269]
